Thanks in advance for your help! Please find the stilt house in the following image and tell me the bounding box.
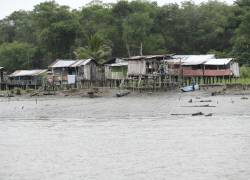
[125,55,172,77]
[104,58,128,80]
[8,69,47,87]
[48,59,98,85]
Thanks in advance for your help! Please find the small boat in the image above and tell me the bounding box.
[181,84,199,92]
[116,90,130,97]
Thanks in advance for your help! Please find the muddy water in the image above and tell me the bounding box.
[0,92,250,180]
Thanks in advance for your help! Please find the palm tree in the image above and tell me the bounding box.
[74,34,112,64]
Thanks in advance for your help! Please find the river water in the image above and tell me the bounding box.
[0,92,250,180]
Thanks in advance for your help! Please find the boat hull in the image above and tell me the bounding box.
[181,84,199,92]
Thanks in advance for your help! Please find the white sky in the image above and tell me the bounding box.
[0,0,235,20]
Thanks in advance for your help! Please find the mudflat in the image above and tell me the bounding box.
[0,91,250,180]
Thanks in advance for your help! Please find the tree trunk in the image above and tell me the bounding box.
[126,43,131,57]
[140,42,143,56]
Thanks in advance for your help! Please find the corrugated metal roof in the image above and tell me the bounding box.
[50,59,93,68]
[9,69,47,77]
[180,55,215,65]
[110,61,128,67]
[50,60,76,68]
[125,55,172,61]
[70,59,93,67]
[204,58,232,65]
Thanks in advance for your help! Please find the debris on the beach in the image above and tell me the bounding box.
[241,97,248,100]
[192,112,204,116]
[87,91,95,98]
[205,113,213,117]
[181,104,216,107]
[171,112,204,116]
[188,99,192,103]
[0,94,5,97]
[200,100,212,102]
[171,113,192,116]
[30,92,39,97]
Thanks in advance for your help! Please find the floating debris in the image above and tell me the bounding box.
[192,112,204,116]
[181,104,216,107]
[241,97,248,100]
[205,113,213,117]
[200,100,212,102]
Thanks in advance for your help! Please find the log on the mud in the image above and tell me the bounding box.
[181,104,216,107]
[171,112,204,116]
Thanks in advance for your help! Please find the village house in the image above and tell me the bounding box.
[121,55,173,89]
[48,59,99,86]
[125,55,172,77]
[167,55,240,84]
[8,69,47,88]
[104,58,128,80]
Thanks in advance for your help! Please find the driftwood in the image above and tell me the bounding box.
[205,113,213,117]
[192,112,204,116]
[199,100,212,102]
[241,97,248,100]
[171,112,204,116]
[181,104,216,107]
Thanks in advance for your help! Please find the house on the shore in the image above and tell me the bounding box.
[48,59,99,85]
[104,58,128,80]
[167,55,240,84]
[8,69,47,88]
[125,55,172,77]
[180,55,215,78]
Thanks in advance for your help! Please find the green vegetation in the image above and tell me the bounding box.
[0,0,250,71]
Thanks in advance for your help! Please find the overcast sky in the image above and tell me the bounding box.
[0,0,235,20]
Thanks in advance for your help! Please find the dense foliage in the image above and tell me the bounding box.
[0,0,250,71]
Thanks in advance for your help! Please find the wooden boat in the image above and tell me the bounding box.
[116,90,130,97]
[181,84,199,92]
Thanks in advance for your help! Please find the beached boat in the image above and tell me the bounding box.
[116,90,130,97]
[181,84,199,92]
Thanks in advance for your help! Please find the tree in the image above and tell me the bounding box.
[74,34,112,64]
[0,42,36,71]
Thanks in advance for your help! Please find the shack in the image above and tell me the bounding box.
[8,69,47,88]
[125,55,172,77]
[48,59,98,85]
[104,58,128,80]
[123,55,173,89]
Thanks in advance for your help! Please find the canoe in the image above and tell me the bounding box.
[116,90,130,97]
[181,84,199,92]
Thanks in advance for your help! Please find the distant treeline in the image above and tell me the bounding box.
[0,0,250,71]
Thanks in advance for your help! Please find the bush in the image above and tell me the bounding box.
[240,66,250,78]
[15,88,22,95]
